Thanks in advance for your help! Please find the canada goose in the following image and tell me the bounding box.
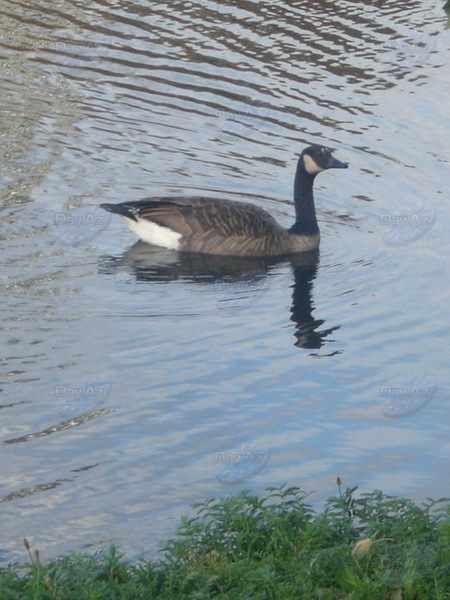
[100,145,348,256]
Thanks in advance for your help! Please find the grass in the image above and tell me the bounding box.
[1,484,450,599]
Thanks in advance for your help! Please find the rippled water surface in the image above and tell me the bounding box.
[1,0,450,562]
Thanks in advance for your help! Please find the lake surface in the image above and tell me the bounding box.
[1,0,450,563]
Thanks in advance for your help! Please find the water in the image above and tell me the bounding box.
[1,0,450,563]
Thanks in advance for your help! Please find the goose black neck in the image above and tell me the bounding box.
[289,160,319,235]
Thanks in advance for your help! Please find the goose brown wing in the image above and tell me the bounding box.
[124,197,283,238]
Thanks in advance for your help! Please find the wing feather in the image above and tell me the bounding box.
[120,197,283,239]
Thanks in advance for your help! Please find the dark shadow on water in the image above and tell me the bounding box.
[99,242,340,351]
[288,254,341,353]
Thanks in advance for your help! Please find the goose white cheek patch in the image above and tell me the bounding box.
[125,217,182,250]
[303,155,324,175]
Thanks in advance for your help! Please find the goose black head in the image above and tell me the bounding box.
[301,145,349,175]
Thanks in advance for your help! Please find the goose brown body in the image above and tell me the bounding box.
[101,196,319,256]
[100,145,348,256]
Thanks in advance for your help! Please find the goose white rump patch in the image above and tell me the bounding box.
[125,217,182,250]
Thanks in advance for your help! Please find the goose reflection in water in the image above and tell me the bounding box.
[99,242,340,351]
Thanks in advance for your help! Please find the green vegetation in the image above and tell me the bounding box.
[2,485,450,599]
